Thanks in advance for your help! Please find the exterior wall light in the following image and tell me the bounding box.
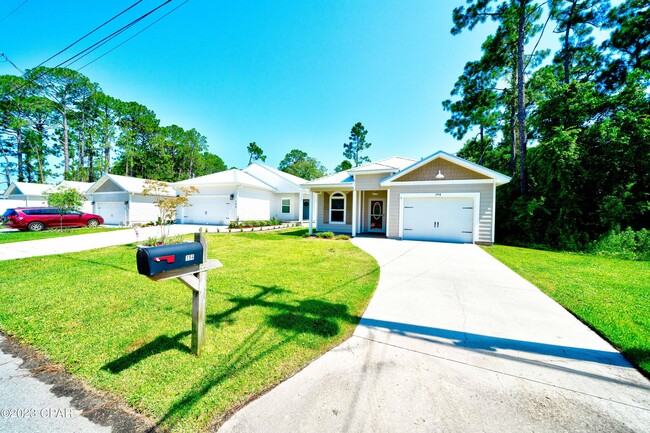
[435,170,445,179]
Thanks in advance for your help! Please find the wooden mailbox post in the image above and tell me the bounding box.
[147,232,222,355]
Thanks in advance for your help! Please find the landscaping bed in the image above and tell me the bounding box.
[0,228,379,432]
[483,245,650,376]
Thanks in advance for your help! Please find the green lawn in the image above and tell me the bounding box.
[0,228,379,432]
[483,245,650,376]
[0,226,124,244]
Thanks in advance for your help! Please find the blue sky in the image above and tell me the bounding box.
[2,0,559,173]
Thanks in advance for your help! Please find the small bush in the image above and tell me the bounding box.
[588,228,650,261]
[316,231,335,239]
[336,235,350,240]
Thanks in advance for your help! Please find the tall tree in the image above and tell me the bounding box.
[278,149,327,180]
[344,122,372,167]
[452,0,544,194]
[247,142,266,164]
[549,0,609,84]
[28,67,91,179]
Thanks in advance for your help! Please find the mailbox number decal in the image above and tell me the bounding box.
[185,254,194,261]
[154,255,175,264]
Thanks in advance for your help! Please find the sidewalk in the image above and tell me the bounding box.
[0,224,223,261]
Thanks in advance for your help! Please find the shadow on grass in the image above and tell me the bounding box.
[277,228,308,237]
[101,331,192,374]
[102,284,364,428]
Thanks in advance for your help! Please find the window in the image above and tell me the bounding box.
[281,198,291,214]
[330,192,346,224]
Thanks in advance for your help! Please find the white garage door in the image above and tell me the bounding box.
[402,196,474,243]
[183,196,231,225]
[95,202,127,225]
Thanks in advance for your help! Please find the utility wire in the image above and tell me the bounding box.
[0,0,28,24]
[79,0,189,71]
[0,52,24,74]
[52,0,172,69]
[3,0,173,98]
[35,0,144,68]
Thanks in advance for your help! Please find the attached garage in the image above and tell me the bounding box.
[182,196,232,225]
[400,194,478,243]
[95,202,128,225]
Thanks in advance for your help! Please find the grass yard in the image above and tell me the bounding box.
[0,226,123,244]
[483,245,650,376]
[0,228,379,432]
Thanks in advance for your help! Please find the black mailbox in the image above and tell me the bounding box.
[136,242,204,276]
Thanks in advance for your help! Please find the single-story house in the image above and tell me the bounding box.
[173,163,308,225]
[303,151,511,244]
[87,173,174,225]
[1,181,52,211]
[55,181,94,213]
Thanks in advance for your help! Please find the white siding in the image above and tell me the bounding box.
[129,196,160,224]
[272,193,301,221]
[315,192,352,233]
[0,198,48,213]
[386,182,494,243]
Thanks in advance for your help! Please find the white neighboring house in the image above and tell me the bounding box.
[51,181,94,213]
[1,182,51,212]
[87,173,174,226]
[173,163,309,225]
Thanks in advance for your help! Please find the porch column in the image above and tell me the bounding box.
[298,191,303,224]
[308,191,314,235]
[352,189,357,237]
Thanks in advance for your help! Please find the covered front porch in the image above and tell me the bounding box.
[307,189,387,237]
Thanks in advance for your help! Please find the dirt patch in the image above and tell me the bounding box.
[0,332,161,433]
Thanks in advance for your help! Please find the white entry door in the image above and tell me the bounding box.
[402,196,474,243]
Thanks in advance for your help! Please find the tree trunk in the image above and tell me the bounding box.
[15,130,23,182]
[78,110,86,181]
[62,106,70,179]
[2,150,11,186]
[36,123,46,183]
[509,68,517,177]
[517,0,528,195]
[563,0,577,84]
[88,129,94,182]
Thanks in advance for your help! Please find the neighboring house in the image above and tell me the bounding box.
[303,151,511,244]
[87,173,173,225]
[173,163,308,225]
[1,181,95,215]
[54,181,94,213]
[1,182,51,212]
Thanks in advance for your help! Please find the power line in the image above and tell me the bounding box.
[0,52,24,74]
[79,0,190,71]
[3,0,173,99]
[35,0,144,68]
[0,0,28,24]
[53,0,172,69]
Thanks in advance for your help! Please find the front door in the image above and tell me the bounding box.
[369,199,384,231]
[303,199,310,220]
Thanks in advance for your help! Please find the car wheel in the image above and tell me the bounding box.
[27,221,45,232]
[87,218,100,228]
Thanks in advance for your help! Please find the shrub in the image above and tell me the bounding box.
[316,231,335,239]
[336,235,350,240]
[588,228,650,261]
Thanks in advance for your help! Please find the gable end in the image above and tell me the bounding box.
[395,159,490,182]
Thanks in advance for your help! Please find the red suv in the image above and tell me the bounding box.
[1,208,105,231]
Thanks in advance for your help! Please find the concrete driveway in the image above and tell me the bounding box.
[219,238,650,432]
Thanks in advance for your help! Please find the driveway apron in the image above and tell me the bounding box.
[219,238,650,433]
